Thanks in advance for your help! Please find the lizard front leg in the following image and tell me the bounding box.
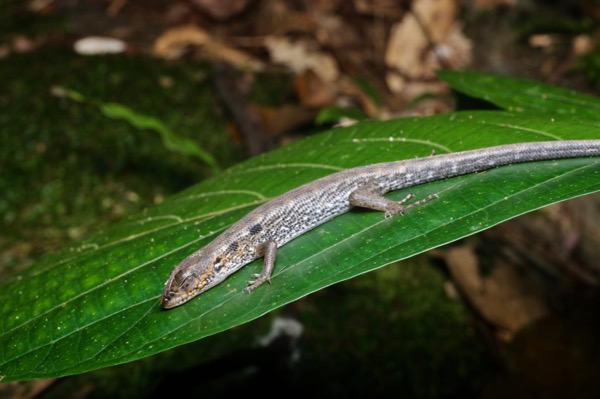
[349,182,437,218]
[245,239,277,292]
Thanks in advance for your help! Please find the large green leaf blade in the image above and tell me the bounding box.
[2,111,600,381]
[438,70,600,118]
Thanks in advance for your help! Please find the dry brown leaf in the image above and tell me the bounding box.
[415,0,457,42]
[252,2,312,36]
[435,24,473,69]
[353,0,404,18]
[252,104,316,138]
[191,0,251,20]
[107,0,128,16]
[385,11,428,80]
[13,35,41,53]
[295,70,337,108]
[472,0,516,10]
[153,25,264,71]
[0,44,10,59]
[308,0,345,14]
[0,379,57,399]
[337,77,381,118]
[572,34,593,56]
[385,0,471,92]
[444,245,549,340]
[265,36,339,82]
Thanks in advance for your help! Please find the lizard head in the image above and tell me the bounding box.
[161,253,228,309]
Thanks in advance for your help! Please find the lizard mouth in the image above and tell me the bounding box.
[161,271,184,309]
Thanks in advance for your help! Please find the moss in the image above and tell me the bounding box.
[295,256,491,398]
[0,50,242,276]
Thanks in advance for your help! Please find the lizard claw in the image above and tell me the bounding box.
[384,193,438,218]
[245,274,271,293]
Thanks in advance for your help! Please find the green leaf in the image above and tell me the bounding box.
[2,111,600,382]
[3,72,600,381]
[438,70,600,118]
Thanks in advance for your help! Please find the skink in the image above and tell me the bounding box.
[161,140,600,309]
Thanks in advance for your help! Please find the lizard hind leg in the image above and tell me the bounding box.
[349,182,437,218]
